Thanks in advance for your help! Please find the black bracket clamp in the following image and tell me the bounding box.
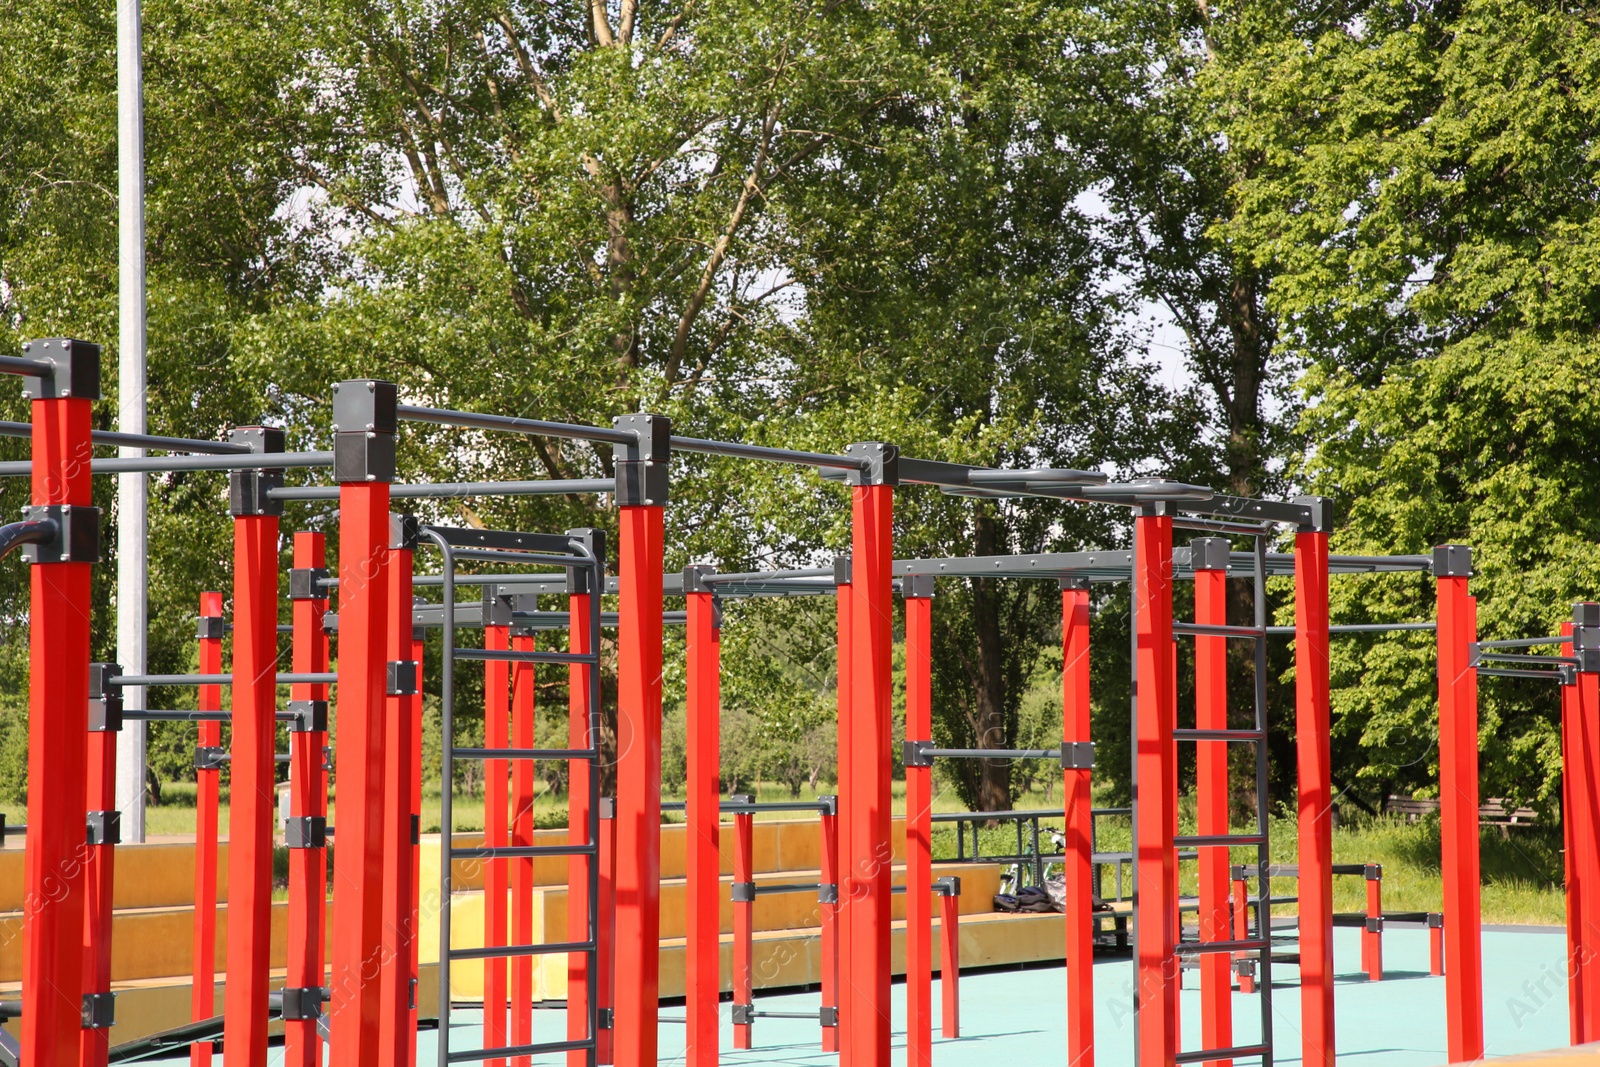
[286,699,328,733]
[81,991,115,1029]
[89,662,123,733]
[21,504,101,564]
[85,810,121,847]
[285,816,328,849]
[195,746,230,771]
[289,567,330,601]
[387,661,420,696]
[730,881,756,904]
[1059,741,1095,770]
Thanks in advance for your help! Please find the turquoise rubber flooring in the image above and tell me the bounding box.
[144,926,1575,1065]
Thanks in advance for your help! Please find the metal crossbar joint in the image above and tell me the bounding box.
[933,875,962,897]
[597,1008,614,1030]
[278,985,324,1021]
[196,615,227,639]
[22,504,100,563]
[1427,912,1444,929]
[818,882,838,904]
[20,338,100,398]
[1059,741,1095,770]
[730,881,756,903]
[612,413,670,506]
[287,699,328,732]
[387,660,420,696]
[85,810,120,846]
[289,567,330,601]
[195,746,229,770]
[1365,916,1383,934]
[1364,863,1382,880]
[286,816,327,849]
[820,1006,839,1027]
[731,1003,754,1026]
[903,739,934,768]
[412,814,421,845]
[80,992,115,1029]
[331,380,398,483]
[89,662,123,732]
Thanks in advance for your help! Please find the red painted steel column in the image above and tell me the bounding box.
[329,379,396,1067]
[732,805,755,1049]
[1363,867,1383,982]
[223,428,285,1067]
[1294,508,1334,1067]
[381,524,417,1064]
[567,570,599,1067]
[287,534,330,1067]
[194,592,226,1065]
[1231,876,1254,995]
[20,338,97,1067]
[510,625,537,1067]
[685,568,721,1067]
[904,579,933,1067]
[81,676,117,1067]
[1563,622,1586,1044]
[613,413,668,1067]
[820,801,840,1053]
[1193,541,1231,1062]
[833,557,853,1067]
[1061,578,1094,1067]
[845,444,895,1067]
[1133,508,1176,1067]
[938,889,959,1037]
[1435,546,1483,1061]
[1569,603,1600,1044]
[409,618,425,1058]
[484,611,512,1067]
[596,799,616,1066]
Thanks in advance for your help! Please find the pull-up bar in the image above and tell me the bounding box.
[0,419,253,455]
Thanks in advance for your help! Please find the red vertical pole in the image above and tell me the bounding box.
[1231,875,1254,994]
[328,379,396,1067]
[1563,622,1586,1044]
[223,428,284,1067]
[81,680,117,1067]
[613,413,668,1067]
[685,568,721,1067]
[1061,578,1094,1067]
[1363,867,1383,982]
[845,448,895,1067]
[1133,509,1176,1067]
[567,566,599,1067]
[1435,546,1483,1061]
[1294,509,1334,1067]
[410,618,425,1059]
[484,610,512,1067]
[1430,917,1444,977]
[1193,540,1231,1064]
[820,802,839,1053]
[510,625,537,1067]
[1569,604,1600,1044]
[904,580,933,1067]
[286,534,330,1067]
[19,338,97,1067]
[733,804,755,1050]
[194,592,226,1065]
[833,559,853,1067]
[380,525,416,1064]
[597,800,616,1066]
[937,888,959,1038]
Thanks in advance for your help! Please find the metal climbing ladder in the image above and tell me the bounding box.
[423,524,605,1067]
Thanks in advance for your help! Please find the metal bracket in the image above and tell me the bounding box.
[387,660,420,696]
[731,1004,754,1026]
[1364,863,1383,881]
[278,985,324,1021]
[843,442,899,486]
[1561,663,1579,687]
[288,567,330,601]
[1060,576,1090,592]
[1365,916,1384,934]
[286,699,328,733]
[1432,544,1472,578]
[323,612,339,635]
[323,745,333,772]
[412,813,421,846]
[1190,537,1231,572]
[482,586,515,627]
[331,378,398,482]
[933,875,962,897]
[1574,603,1600,673]
[1292,495,1334,533]
[1059,741,1095,770]
[390,512,419,552]
[196,615,227,640]
[1427,912,1444,929]
[817,794,838,816]
[333,431,396,484]
[818,883,838,904]
[902,573,935,599]
[599,796,616,820]
[833,556,852,586]
[228,426,288,517]
[903,740,933,768]
[409,978,418,1011]
[85,810,121,846]
[20,338,101,400]
[730,881,756,903]
[21,504,101,563]
[195,746,230,771]
[80,991,115,1029]
[597,1007,614,1030]
[612,414,671,506]
[820,1006,839,1027]
[1467,642,1482,668]
[285,816,327,849]
[683,564,717,594]
[89,662,123,733]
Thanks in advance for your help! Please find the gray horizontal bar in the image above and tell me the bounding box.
[123,709,230,722]
[746,1010,829,1020]
[397,404,637,446]
[1264,622,1436,634]
[669,434,867,472]
[702,567,835,584]
[752,883,824,896]
[1172,517,1273,536]
[0,451,335,477]
[454,648,599,665]
[918,747,1060,761]
[269,478,614,502]
[0,421,252,455]
[1477,635,1568,649]
[0,355,52,377]
[450,844,597,859]
[1479,667,1565,681]
[1172,622,1264,640]
[111,672,335,686]
[1174,833,1266,847]
[442,548,591,569]
[453,747,598,761]
[1477,652,1577,666]
[1175,1044,1270,1064]
[1172,729,1263,742]
[447,1038,596,1064]
[1172,938,1268,955]
[447,940,595,961]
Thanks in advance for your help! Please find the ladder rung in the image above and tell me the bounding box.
[1174,938,1269,955]
[448,940,595,961]
[1172,622,1265,640]
[1173,729,1265,742]
[455,648,600,665]
[450,844,597,859]
[453,747,598,761]
[1174,833,1266,847]
[448,1038,595,1063]
[1176,1044,1270,1064]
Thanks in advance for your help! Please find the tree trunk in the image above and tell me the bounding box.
[972,510,1011,812]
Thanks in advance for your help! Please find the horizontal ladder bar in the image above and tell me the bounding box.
[447,940,595,961]
[1175,1044,1270,1064]
[453,648,599,666]
[453,747,597,761]
[450,844,598,860]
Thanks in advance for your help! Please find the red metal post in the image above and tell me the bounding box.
[567,574,598,1067]
[1435,546,1483,1061]
[1570,603,1600,1043]
[833,558,853,1067]
[1362,867,1383,982]
[597,798,616,1066]
[286,534,330,1067]
[1061,579,1094,1067]
[484,614,511,1067]
[328,379,396,1067]
[20,338,97,1067]
[223,428,284,1067]
[193,592,226,1065]
[846,459,895,1067]
[938,888,959,1038]
[1231,875,1254,994]
[82,674,117,1067]
[409,619,425,1058]
[380,527,416,1064]
[904,580,933,1067]
[1192,542,1231,1063]
[1132,509,1176,1067]
[510,626,537,1067]
[613,418,667,1067]
[685,569,721,1067]
[1294,516,1333,1067]
[1563,622,1586,1043]
[1429,916,1444,977]
[733,805,755,1050]
[820,802,839,1053]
